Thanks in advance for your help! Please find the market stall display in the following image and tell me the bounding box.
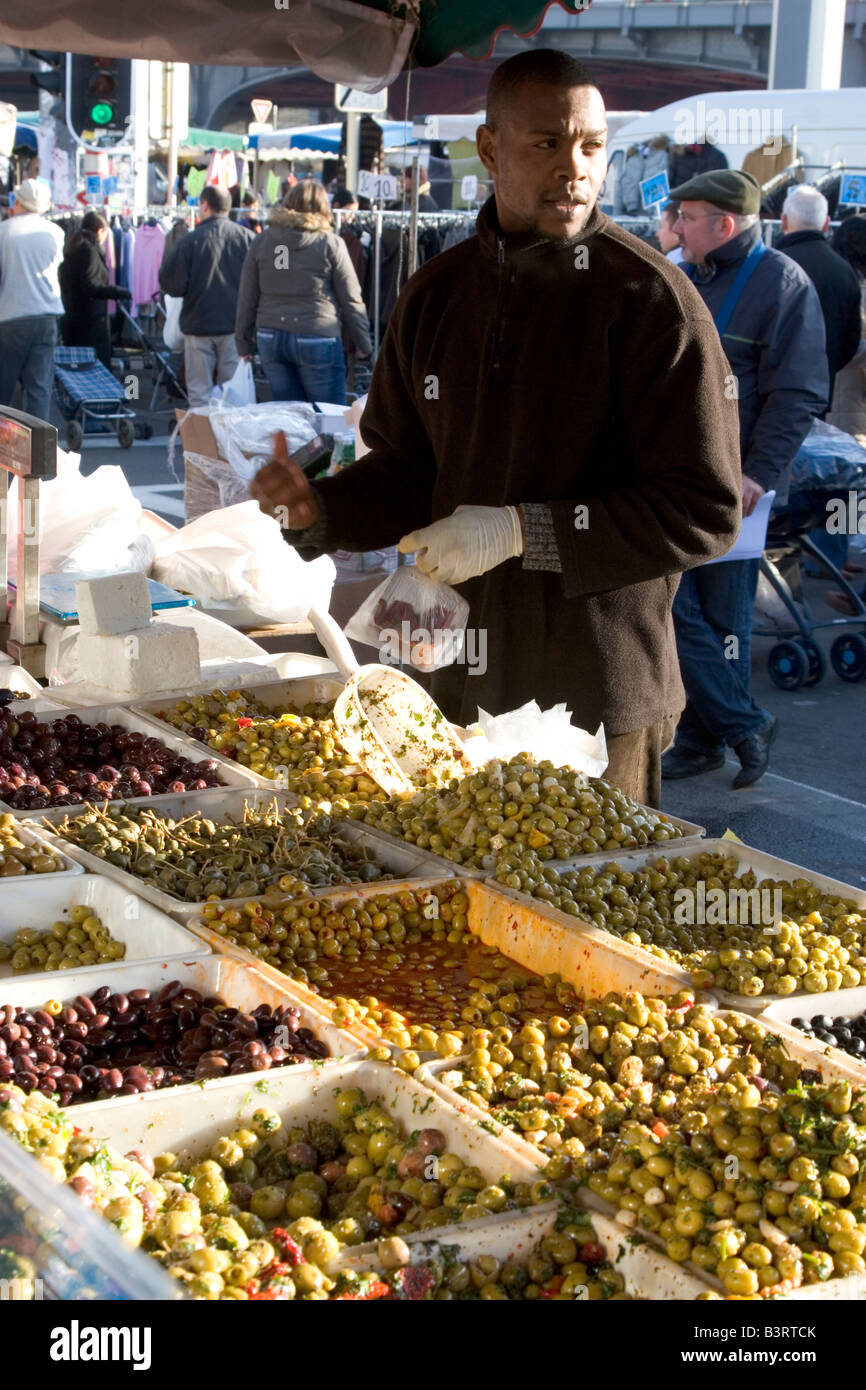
[0,975,332,1105]
[40,795,435,913]
[0,876,208,984]
[186,877,691,1059]
[344,755,697,866]
[490,841,866,1005]
[422,993,866,1297]
[0,706,257,814]
[0,815,75,878]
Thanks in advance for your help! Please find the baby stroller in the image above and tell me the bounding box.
[755,496,866,687]
[52,346,137,452]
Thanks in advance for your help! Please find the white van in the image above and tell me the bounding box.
[601,87,866,213]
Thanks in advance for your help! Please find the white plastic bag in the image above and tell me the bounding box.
[152,499,336,624]
[163,295,184,350]
[345,565,469,671]
[5,451,144,579]
[462,701,608,778]
[215,358,256,408]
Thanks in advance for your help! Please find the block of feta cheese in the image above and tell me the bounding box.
[75,572,153,636]
[76,623,200,696]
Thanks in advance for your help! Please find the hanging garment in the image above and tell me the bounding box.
[266,169,281,205]
[131,221,166,314]
[187,167,207,200]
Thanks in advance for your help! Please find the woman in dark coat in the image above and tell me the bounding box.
[59,212,130,366]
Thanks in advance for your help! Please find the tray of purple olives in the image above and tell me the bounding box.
[0,705,259,815]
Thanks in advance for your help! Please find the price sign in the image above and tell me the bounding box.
[460,174,478,201]
[640,170,670,210]
[839,173,866,207]
[357,170,398,202]
[335,85,387,113]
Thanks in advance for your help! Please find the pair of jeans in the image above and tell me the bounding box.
[184,333,240,408]
[256,329,346,405]
[0,314,58,422]
[672,558,770,757]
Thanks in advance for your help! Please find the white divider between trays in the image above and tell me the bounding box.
[0,819,83,881]
[0,875,209,984]
[3,703,259,820]
[182,877,697,1054]
[762,986,866,1085]
[130,676,352,792]
[334,1200,714,1299]
[34,790,443,921]
[6,955,364,1104]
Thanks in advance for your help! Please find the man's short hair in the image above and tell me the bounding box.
[660,201,679,221]
[486,49,597,130]
[200,185,231,215]
[782,183,829,231]
[242,190,257,207]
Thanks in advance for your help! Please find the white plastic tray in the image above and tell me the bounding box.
[69,1056,543,1190]
[336,1200,713,1299]
[0,874,209,983]
[0,818,84,883]
[0,955,362,1102]
[419,1005,866,1301]
[131,675,350,791]
[501,837,866,1016]
[761,985,866,1082]
[36,789,442,920]
[184,875,693,1052]
[2,703,259,819]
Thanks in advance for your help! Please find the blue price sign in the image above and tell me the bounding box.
[840,173,866,207]
[85,174,101,197]
[640,170,670,210]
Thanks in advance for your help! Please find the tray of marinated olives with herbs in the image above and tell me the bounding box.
[417,990,866,1300]
[0,704,258,818]
[0,955,361,1108]
[184,877,692,1059]
[329,1200,710,1300]
[0,875,208,982]
[56,1060,554,1273]
[339,756,704,874]
[487,839,866,1013]
[0,813,83,881]
[132,678,360,793]
[36,792,443,920]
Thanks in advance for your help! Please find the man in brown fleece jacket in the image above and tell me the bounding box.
[252,50,742,807]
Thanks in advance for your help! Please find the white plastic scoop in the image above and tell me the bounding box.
[308,606,469,796]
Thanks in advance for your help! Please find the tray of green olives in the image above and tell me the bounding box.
[488,839,866,1014]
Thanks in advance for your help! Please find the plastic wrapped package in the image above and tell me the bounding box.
[5,452,146,580]
[151,500,336,624]
[345,565,469,670]
[207,400,319,484]
[789,420,866,493]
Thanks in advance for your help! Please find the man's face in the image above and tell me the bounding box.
[673,200,736,264]
[477,83,608,241]
[657,212,681,254]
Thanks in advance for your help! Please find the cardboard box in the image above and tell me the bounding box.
[176,409,228,523]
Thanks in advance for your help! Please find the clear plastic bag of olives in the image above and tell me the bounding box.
[346,567,469,671]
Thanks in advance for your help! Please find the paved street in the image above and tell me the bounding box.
[71,425,866,887]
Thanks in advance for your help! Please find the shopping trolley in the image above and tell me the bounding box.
[755,494,866,688]
[52,346,137,452]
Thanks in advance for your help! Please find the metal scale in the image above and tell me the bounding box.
[0,406,57,679]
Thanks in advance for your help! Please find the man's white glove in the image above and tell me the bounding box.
[398,505,523,585]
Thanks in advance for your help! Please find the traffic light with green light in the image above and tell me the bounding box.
[66,54,132,143]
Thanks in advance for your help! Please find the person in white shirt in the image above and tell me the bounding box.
[657,200,684,265]
[0,179,65,421]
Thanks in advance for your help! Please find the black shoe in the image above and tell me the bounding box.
[732,717,778,789]
[661,747,725,780]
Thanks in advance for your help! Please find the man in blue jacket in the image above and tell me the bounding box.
[662,170,828,788]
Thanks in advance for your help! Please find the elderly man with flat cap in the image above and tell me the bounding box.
[662,169,828,789]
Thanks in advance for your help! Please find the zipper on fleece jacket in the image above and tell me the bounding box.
[489,236,513,374]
